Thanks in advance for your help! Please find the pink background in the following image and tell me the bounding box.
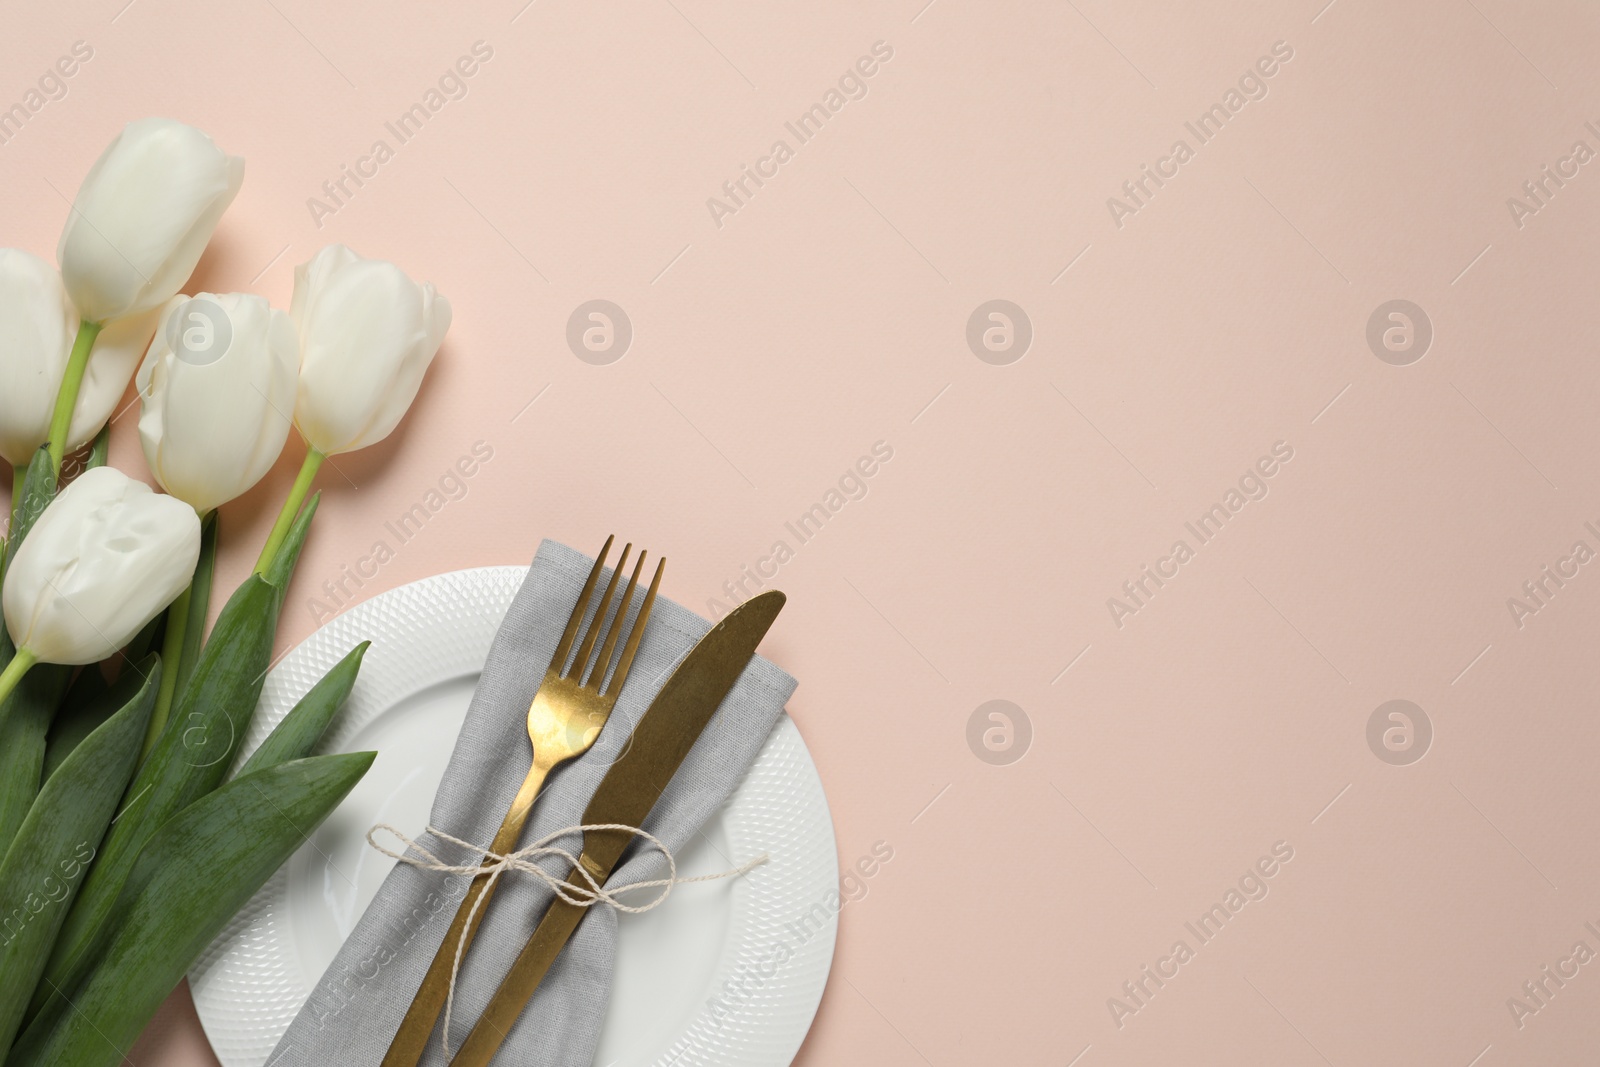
[6,0,1600,1062]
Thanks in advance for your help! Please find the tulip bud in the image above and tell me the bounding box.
[0,249,75,467]
[290,244,450,456]
[58,118,244,323]
[0,249,160,467]
[2,467,200,665]
[137,293,298,514]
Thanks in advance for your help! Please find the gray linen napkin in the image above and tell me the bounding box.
[268,540,796,1066]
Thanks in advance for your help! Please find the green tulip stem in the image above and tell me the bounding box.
[0,648,37,709]
[46,319,105,476]
[254,447,325,576]
[142,585,192,761]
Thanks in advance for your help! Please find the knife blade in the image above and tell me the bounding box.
[448,590,786,1066]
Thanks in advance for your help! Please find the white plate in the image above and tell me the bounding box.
[191,566,838,1066]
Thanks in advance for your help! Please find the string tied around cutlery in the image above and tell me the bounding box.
[368,821,768,1052]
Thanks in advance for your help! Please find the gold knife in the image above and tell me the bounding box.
[446,590,786,1066]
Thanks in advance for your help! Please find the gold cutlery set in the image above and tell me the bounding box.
[380,536,785,1067]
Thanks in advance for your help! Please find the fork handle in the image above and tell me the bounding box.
[379,760,552,1067]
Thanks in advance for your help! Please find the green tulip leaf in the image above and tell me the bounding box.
[0,662,73,862]
[42,659,155,784]
[263,490,319,609]
[172,511,219,705]
[238,641,368,779]
[12,751,375,1067]
[0,660,156,1054]
[84,423,110,473]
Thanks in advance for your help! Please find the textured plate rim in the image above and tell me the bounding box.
[189,564,838,1067]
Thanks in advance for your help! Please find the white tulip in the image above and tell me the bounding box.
[290,244,450,456]
[136,293,297,514]
[0,249,74,467]
[3,467,200,665]
[58,118,244,323]
[0,248,160,468]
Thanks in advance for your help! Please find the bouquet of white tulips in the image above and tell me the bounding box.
[0,118,449,1066]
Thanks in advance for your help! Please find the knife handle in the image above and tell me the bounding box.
[380,761,553,1067]
[447,860,596,1067]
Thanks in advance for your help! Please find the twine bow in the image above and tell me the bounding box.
[367,822,767,1053]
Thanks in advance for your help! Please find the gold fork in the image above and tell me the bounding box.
[381,536,664,1066]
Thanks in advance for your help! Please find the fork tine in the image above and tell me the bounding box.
[550,535,613,672]
[602,556,663,698]
[588,550,646,688]
[567,543,630,680]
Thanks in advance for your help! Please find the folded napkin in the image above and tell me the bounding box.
[269,540,796,1066]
